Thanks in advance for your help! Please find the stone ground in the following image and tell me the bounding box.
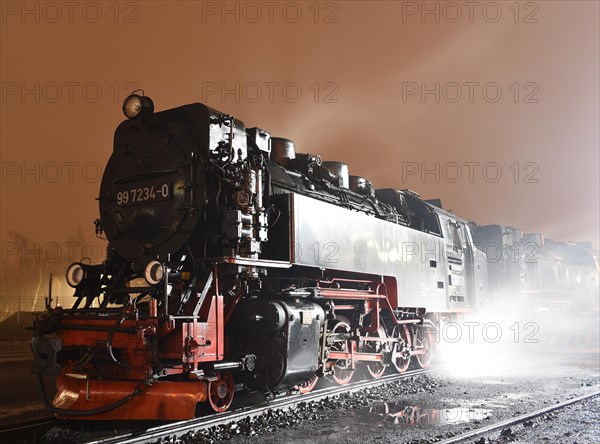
[188,351,599,444]
[2,349,598,444]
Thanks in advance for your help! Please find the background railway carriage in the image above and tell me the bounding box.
[30,95,597,420]
[470,224,598,307]
[471,225,599,343]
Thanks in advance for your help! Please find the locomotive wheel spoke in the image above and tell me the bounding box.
[328,320,354,385]
[391,324,412,374]
[366,357,387,379]
[363,321,388,379]
[298,373,319,394]
[207,371,235,413]
[413,326,434,369]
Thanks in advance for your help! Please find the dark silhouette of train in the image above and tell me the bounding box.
[31,94,599,419]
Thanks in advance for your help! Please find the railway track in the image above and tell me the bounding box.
[7,369,595,444]
[0,416,58,442]
[86,368,436,444]
[437,389,600,444]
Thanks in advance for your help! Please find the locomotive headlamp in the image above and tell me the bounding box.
[122,92,154,121]
[144,260,164,285]
[66,263,85,287]
[123,95,141,118]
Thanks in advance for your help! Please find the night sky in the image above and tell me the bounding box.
[1,1,598,309]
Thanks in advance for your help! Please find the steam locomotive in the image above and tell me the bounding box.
[31,94,599,420]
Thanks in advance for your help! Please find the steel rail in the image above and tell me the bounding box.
[438,389,600,444]
[0,417,58,435]
[88,368,437,444]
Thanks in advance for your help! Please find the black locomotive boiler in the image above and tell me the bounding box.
[31,94,598,419]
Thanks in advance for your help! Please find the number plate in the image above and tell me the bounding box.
[115,183,172,207]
